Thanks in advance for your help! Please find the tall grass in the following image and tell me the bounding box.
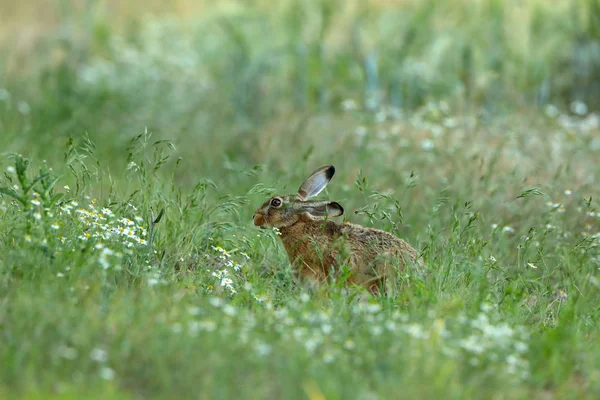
[1,0,600,398]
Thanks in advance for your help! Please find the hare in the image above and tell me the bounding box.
[253,165,425,296]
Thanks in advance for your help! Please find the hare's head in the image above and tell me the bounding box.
[253,165,344,229]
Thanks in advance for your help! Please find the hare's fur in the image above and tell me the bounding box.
[253,165,425,295]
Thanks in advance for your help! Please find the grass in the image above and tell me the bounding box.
[1,0,600,399]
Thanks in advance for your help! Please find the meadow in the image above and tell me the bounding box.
[1,0,600,398]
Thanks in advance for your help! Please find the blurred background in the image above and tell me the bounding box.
[4,3,600,397]
[0,0,599,189]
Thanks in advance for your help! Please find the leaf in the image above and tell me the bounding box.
[153,209,165,225]
[50,193,65,204]
[0,187,26,205]
[24,172,51,194]
[45,175,62,191]
[15,154,29,178]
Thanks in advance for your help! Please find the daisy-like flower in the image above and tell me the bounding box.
[134,215,143,223]
[33,211,42,220]
[212,271,222,279]
[527,262,537,269]
[25,234,32,243]
[63,185,70,191]
[564,189,572,195]
[51,223,59,230]
[221,277,233,287]
[119,218,135,226]
[31,199,41,206]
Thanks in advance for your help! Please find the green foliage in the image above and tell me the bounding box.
[1,0,600,398]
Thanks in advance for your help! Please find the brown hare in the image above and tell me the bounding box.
[253,165,425,296]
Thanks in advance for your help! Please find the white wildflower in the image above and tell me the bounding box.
[222,304,237,316]
[341,99,358,111]
[90,348,108,362]
[570,101,588,116]
[209,297,222,308]
[300,293,310,303]
[421,139,435,150]
[100,367,115,381]
[255,342,272,356]
[460,336,485,354]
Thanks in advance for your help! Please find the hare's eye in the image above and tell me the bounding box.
[270,198,282,207]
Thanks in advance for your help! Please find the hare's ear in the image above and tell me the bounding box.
[304,201,344,218]
[298,165,335,200]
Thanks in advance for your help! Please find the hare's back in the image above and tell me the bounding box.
[341,223,421,263]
